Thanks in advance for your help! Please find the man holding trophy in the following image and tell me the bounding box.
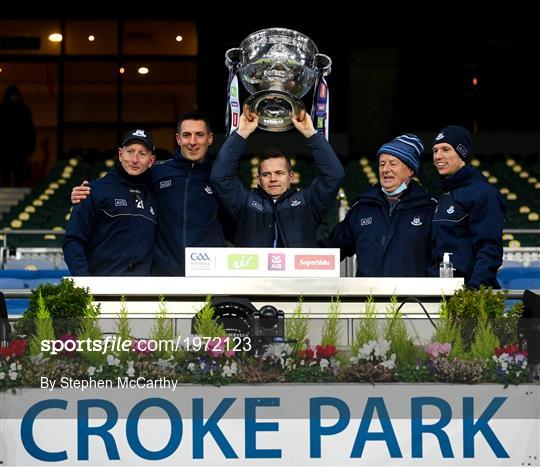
[213,28,343,248]
[211,103,344,248]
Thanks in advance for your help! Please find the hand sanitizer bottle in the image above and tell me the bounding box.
[439,252,454,278]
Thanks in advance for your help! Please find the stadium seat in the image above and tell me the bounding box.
[23,278,62,289]
[0,278,26,289]
[5,299,29,316]
[508,277,540,290]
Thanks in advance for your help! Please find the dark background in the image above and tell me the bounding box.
[1,11,539,158]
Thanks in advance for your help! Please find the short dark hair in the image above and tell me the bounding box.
[257,149,293,174]
[177,111,212,134]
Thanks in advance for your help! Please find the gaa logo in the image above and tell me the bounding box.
[190,253,211,261]
[189,251,213,271]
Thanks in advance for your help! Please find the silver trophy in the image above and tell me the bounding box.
[225,28,331,132]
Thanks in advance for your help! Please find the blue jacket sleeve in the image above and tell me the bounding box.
[324,211,357,260]
[62,197,96,276]
[467,187,505,289]
[210,131,251,222]
[303,133,345,222]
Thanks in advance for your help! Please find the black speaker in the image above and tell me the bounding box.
[519,289,540,365]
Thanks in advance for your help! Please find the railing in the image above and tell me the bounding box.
[0,228,538,275]
[2,277,538,344]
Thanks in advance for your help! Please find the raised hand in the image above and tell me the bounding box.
[292,110,317,138]
[237,103,259,139]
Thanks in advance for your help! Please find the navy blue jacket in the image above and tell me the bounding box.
[210,131,345,247]
[148,150,226,275]
[63,165,157,276]
[430,165,505,288]
[327,181,435,277]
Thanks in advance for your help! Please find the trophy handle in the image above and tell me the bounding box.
[225,48,242,69]
[315,54,332,77]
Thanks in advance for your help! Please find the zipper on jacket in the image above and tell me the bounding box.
[129,193,135,271]
[182,164,194,249]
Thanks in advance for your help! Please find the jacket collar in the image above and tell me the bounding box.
[358,180,431,209]
[111,162,149,186]
[172,148,213,170]
[255,186,298,204]
[440,165,485,191]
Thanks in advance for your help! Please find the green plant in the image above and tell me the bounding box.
[114,297,133,362]
[193,296,226,337]
[395,362,433,382]
[432,298,466,358]
[149,296,175,359]
[384,295,418,366]
[445,286,522,348]
[28,292,55,356]
[285,297,309,353]
[321,296,342,347]
[115,297,131,337]
[351,295,379,356]
[470,319,500,360]
[15,278,98,337]
[285,362,338,383]
[77,303,104,366]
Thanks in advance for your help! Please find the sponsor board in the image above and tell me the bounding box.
[185,248,340,277]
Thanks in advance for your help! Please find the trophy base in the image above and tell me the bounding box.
[246,90,305,132]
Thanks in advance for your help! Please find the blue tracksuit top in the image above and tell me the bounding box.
[430,165,506,289]
[210,131,345,247]
[148,150,226,275]
[63,165,157,276]
[327,181,435,277]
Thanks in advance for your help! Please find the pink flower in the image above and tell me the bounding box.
[132,339,152,355]
[58,334,78,356]
[207,337,235,358]
[425,342,452,358]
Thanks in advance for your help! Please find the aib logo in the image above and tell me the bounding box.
[228,254,258,270]
[268,253,285,271]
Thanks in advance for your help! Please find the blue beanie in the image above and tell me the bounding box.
[377,134,424,174]
[433,125,472,160]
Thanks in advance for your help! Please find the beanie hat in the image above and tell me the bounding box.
[377,134,424,174]
[433,125,472,160]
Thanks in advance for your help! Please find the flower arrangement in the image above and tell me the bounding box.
[492,344,529,386]
[1,290,536,391]
[0,336,534,390]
